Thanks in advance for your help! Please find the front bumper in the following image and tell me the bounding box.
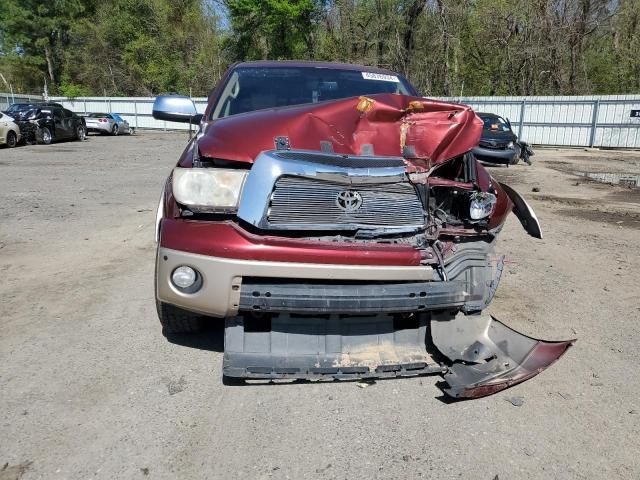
[156,240,496,318]
[472,146,517,165]
[158,247,434,318]
[15,122,37,143]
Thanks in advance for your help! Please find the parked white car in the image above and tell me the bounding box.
[0,111,21,147]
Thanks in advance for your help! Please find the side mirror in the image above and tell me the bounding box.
[152,95,203,124]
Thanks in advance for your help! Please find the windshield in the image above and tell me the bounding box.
[481,115,511,132]
[6,104,33,113]
[10,108,39,120]
[211,67,415,120]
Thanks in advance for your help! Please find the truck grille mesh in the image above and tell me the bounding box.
[268,176,425,228]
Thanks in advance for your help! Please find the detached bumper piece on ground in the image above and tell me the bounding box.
[431,313,574,399]
[223,312,574,399]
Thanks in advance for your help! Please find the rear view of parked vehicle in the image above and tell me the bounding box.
[0,112,21,148]
[85,113,131,135]
[5,103,86,144]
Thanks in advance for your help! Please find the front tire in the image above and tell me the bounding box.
[76,125,86,141]
[111,124,119,136]
[6,131,17,148]
[157,301,205,334]
[37,127,53,145]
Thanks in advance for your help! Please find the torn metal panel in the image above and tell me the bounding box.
[499,182,543,239]
[431,312,575,399]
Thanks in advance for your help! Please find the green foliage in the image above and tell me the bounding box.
[0,0,89,89]
[224,0,319,59]
[58,74,91,97]
[0,0,638,96]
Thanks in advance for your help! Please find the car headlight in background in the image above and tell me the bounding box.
[469,192,497,220]
[172,167,247,212]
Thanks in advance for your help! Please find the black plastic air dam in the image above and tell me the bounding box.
[223,313,446,380]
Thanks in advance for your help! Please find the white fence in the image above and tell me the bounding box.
[439,95,640,148]
[2,93,639,148]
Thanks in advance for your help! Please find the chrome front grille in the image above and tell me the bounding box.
[268,176,425,229]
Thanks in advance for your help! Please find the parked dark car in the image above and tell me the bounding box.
[4,103,86,144]
[472,112,532,165]
[150,60,572,399]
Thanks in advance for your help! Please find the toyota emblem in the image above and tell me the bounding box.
[336,190,363,212]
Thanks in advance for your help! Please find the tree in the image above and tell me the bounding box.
[0,0,89,88]
[224,0,320,59]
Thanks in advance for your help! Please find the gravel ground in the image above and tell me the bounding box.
[1,132,639,480]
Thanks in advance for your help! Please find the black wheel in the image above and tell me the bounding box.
[156,301,205,334]
[111,124,119,136]
[76,125,86,141]
[6,131,17,148]
[510,144,522,165]
[37,127,53,145]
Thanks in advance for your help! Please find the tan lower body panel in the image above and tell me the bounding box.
[156,247,434,318]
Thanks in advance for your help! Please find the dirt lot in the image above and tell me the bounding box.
[1,132,639,480]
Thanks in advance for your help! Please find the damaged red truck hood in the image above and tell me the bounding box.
[196,93,483,165]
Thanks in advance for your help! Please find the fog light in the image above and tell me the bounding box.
[172,266,197,289]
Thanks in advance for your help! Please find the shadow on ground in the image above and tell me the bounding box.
[164,323,224,352]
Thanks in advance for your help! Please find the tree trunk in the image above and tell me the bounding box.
[403,0,425,53]
[44,44,56,85]
[436,0,452,96]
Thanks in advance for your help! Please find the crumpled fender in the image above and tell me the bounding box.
[431,312,575,399]
[499,182,543,239]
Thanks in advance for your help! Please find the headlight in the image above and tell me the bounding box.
[507,141,515,149]
[172,167,247,212]
[469,192,497,220]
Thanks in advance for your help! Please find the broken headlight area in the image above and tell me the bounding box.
[426,186,496,232]
[469,192,496,220]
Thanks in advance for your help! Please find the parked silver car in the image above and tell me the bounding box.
[85,113,132,135]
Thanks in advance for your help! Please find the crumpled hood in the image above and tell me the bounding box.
[196,93,482,166]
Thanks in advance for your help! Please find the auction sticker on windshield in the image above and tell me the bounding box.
[361,72,399,82]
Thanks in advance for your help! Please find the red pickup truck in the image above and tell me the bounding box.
[152,61,573,399]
